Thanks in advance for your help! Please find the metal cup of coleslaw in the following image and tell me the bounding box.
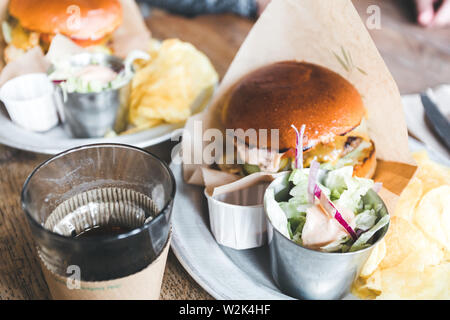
[264,171,389,300]
[48,52,147,138]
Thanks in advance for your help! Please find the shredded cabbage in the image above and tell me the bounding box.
[267,165,389,253]
[355,209,377,231]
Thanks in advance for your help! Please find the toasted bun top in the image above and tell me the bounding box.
[222,61,366,150]
[9,0,122,41]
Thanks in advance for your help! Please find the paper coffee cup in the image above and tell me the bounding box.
[204,182,269,250]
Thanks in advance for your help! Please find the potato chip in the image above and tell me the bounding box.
[413,186,450,254]
[413,151,450,194]
[377,262,450,300]
[128,39,218,130]
[393,177,422,222]
[354,152,449,299]
[379,217,425,269]
[352,270,381,299]
[360,239,386,278]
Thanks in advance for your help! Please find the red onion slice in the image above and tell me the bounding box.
[307,160,320,204]
[313,184,357,239]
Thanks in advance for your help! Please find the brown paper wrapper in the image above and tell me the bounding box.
[0,0,151,86]
[38,186,170,300]
[183,0,417,201]
[41,237,170,300]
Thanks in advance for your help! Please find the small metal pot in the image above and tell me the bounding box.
[264,172,389,300]
[52,53,131,138]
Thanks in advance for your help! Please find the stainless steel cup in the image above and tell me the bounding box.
[264,172,389,300]
[52,53,130,138]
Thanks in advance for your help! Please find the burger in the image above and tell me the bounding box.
[2,0,123,63]
[220,61,376,178]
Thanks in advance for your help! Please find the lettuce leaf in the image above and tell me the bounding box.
[320,235,351,252]
[349,215,390,252]
[289,168,308,185]
[336,178,374,213]
[288,213,307,243]
[264,188,290,238]
[355,209,377,231]
[324,166,353,192]
[279,199,310,219]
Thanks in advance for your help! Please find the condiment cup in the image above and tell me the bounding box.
[204,182,269,250]
[264,172,390,300]
[0,73,61,132]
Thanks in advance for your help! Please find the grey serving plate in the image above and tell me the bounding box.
[170,137,449,300]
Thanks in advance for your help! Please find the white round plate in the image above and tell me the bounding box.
[0,105,184,154]
[0,85,214,154]
[170,138,449,300]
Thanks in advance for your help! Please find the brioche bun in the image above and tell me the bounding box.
[222,61,366,151]
[9,0,122,43]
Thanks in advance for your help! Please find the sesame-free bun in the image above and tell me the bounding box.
[9,0,122,42]
[222,61,366,150]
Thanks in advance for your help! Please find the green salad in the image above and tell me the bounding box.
[265,165,389,253]
[48,60,132,94]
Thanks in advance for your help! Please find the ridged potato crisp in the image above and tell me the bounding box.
[126,39,218,133]
[353,151,450,299]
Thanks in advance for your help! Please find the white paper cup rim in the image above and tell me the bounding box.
[203,188,264,209]
[0,73,54,102]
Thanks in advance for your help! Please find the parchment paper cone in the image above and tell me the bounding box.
[182,0,417,249]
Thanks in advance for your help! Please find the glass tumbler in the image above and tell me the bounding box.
[21,144,175,300]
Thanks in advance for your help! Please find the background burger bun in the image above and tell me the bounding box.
[9,0,123,43]
[222,61,366,150]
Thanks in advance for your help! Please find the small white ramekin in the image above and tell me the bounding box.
[204,183,270,250]
[0,73,61,132]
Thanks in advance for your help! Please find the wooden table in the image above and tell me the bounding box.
[0,1,448,300]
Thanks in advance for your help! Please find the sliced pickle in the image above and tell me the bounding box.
[243,163,261,175]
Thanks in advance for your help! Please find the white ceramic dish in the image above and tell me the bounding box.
[170,138,449,300]
[0,73,61,132]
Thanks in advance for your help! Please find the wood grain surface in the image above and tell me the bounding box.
[0,1,448,300]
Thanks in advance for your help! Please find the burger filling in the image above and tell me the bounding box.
[218,122,374,176]
[2,17,41,63]
[2,16,112,64]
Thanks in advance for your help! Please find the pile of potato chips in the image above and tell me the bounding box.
[353,151,450,299]
[127,39,219,133]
